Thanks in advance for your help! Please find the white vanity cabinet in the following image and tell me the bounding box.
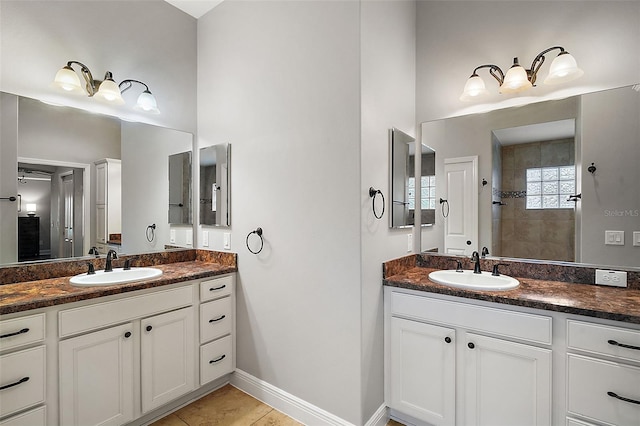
[565,320,640,425]
[385,287,552,426]
[0,313,47,426]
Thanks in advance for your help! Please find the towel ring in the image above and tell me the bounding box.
[246,227,264,254]
[146,224,156,242]
[369,187,385,220]
[439,198,450,218]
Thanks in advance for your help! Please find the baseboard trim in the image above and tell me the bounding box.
[364,404,389,426]
[231,369,356,426]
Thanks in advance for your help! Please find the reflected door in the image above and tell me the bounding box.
[444,156,478,255]
[61,174,74,257]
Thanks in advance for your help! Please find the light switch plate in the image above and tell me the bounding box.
[170,229,176,244]
[605,230,624,246]
[595,269,627,288]
[202,231,209,247]
[634,231,640,247]
[223,232,231,250]
[407,233,413,252]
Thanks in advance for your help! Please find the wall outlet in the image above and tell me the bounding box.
[202,231,209,247]
[595,269,627,288]
[170,229,176,244]
[407,233,413,252]
[223,232,231,250]
[186,230,193,246]
[605,230,624,246]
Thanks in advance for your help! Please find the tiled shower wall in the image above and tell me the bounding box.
[499,138,575,262]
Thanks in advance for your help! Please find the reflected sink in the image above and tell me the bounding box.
[428,270,519,291]
[70,267,163,286]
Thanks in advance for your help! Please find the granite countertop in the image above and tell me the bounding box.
[384,266,640,324]
[0,252,237,315]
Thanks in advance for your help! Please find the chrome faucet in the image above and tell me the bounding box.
[471,251,482,274]
[105,249,118,272]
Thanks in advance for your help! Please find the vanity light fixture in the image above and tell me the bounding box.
[460,46,584,102]
[52,61,160,113]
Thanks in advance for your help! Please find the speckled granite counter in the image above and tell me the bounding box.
[384,254,640,324]
[0,250,237,315]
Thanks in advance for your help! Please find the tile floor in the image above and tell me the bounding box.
[151,384,405,426]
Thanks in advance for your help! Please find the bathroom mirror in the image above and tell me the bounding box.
[390,128,435,229]
[420,83,640,269]
[199,143,230,227]
[168,151,193,225]
[0,93,194,265]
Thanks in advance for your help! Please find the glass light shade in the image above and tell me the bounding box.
[26,203,37,215]
[52,66,84,94]
[93,78,125,105]
[500,63,533,94]
[544,52,584,85]
[460,75,490,101]
[134,90,160,114]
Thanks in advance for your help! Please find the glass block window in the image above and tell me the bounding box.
[526,166,575,209]
[407,175,436,210]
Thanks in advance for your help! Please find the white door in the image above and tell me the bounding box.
[141,307,195,413]
[59,323,135,426]
[443,156,478,255]
[463,333,552,426]
[390,317,456,425]
[61,174,74,257]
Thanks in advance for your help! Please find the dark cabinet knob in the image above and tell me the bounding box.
[445,337,452,344]
[466,240,472,245]
[124,332,132,338]
[146,325,152,332]
[468,342,475,349]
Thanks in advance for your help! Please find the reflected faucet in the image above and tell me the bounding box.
[471,251,482,274]
[481,247,489,258]
[105,250,118,272]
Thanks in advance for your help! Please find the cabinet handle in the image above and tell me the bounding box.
[0,376,29,391]
[209,285,226,291]
[209,315,226,323]
[124,332,132,338]
[444,337,452,344]
[468,342,475,349]
[209,354,226,364]
[0,328,29,339]
[607,391,640,405]
[146,325,153,332]
[608,339,640,351]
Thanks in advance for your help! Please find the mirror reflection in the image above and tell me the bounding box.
[199,144,230,227]
[420,84,640,269]
[168,151,192,225]
[390,128,435,228]
[0,93,194,266]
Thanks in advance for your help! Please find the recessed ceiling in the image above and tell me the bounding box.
[165,0,223,19]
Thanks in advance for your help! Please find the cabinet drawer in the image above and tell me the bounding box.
[0,313,45,352]
[200,275,233,302]
[0,406,46,426]
[390,291,552,345]
[59,285,193,337]
[0,346,45,418]
[200,335,233,386]
[567,320,640,363]
[567,354,640,425]
[200,297,232,344]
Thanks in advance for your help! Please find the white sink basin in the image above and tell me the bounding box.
[428,270,519,291]
[70,267,163,286]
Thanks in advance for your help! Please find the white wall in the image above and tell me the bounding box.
[0,0,197,133]
[416,1,640,122]
[0,93,19,264]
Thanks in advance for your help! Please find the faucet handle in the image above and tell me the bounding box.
[87,263,95,275]
[492,263,509,276]
[453,259,463,272]
[123,259,132,270]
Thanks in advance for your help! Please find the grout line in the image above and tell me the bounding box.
[250,408,276,425]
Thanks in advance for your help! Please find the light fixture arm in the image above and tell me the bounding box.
[119,79,150,94]
[528,46,566,85]
[471,64,505,85]
[65,60,114,96]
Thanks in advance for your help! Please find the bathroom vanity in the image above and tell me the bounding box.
[0,250,236,426]
[383,254,640,426]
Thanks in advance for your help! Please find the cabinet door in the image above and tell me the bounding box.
[59,323,134,426]
[463,333,551,426]
[390,317,455,425]
[141,307,195,413]
[96,204,107,243]
[96,162,107,205]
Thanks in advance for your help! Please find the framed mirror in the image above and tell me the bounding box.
[168,151,192,225]
[199,143,230,227]
[390,128,435,229]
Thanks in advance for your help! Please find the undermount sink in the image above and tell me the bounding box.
[69,267,163,286]
[428,269,519,291]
